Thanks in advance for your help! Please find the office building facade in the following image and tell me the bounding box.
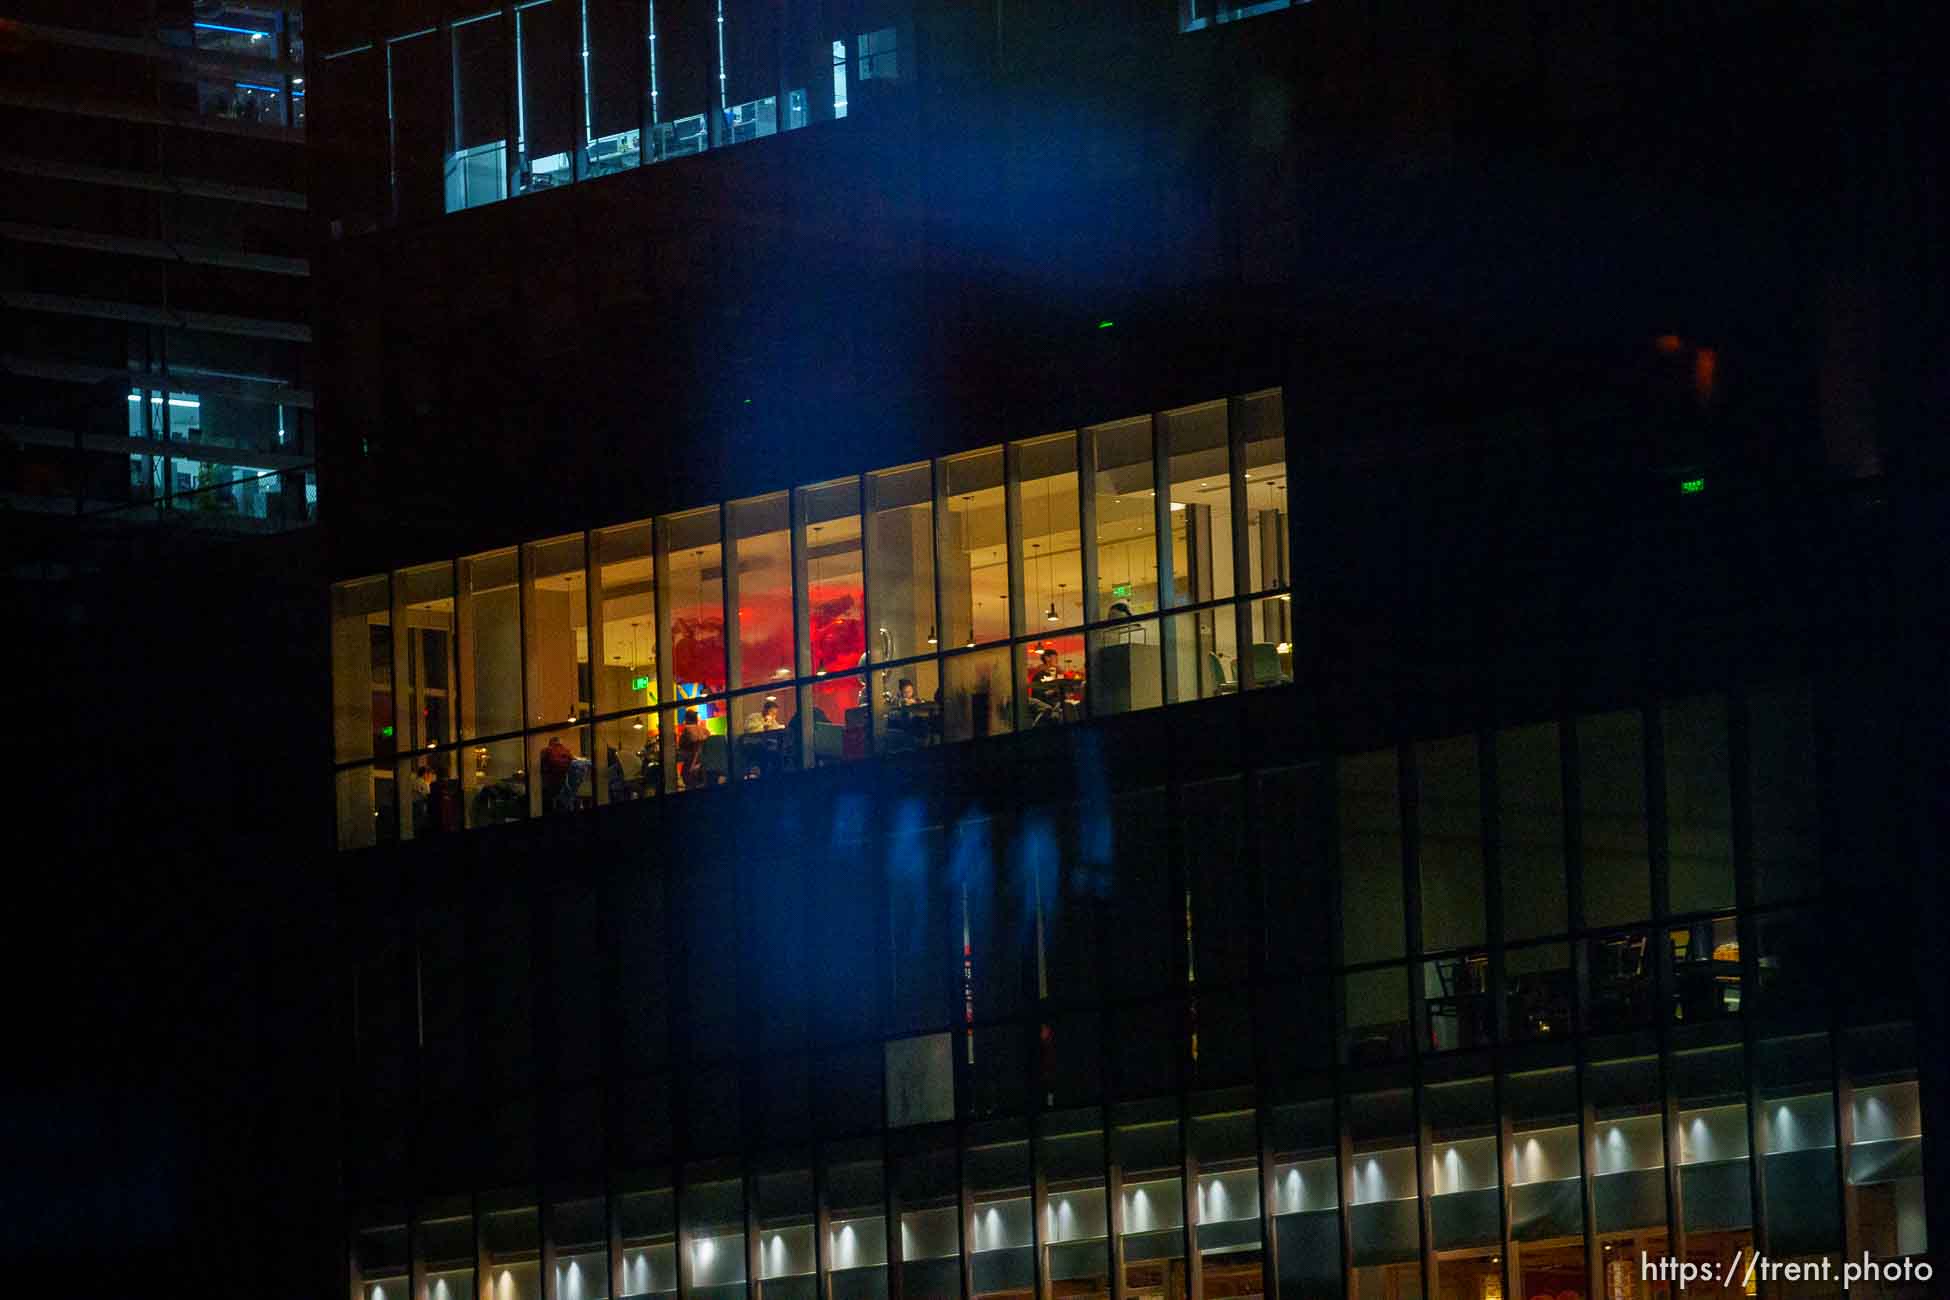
[319,3,1942,1299]
[1,1,316,531]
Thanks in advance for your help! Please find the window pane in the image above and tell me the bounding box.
[1020,634,1085,730]
[1162,606,1237,702]
[618,1179,678,1298]
[465,736,530,825]
[448,14,510,213]
[1239,388,1288,596]
[685,1165,747,1300]
[1016,433,1080,631]
[651,0,715,160]
[1580,709,1651,928]
[1675,1044,1754,1270]
[1505,941,1573,1042]
[1664,695,1734,915]
[1042,1109,1108,1300]
[1086,618,1163,716]
[1426,1070,1499,1262]
[594,521,658,717]
[483,1197,542,1300]
[824,1140,887,1300]
[1417,735,1485,952]
[1192,1092,1263,1300]
[399,563,457,757]
[895,1141,959,1300]
[515,0,577,193]
[388,31,446,223]
[1088,415,1158,617]
[1343,966,1408,1065]
[527,724,593,816]
[1339,749,1404,965]
[665,507,727,696]
[1268,1097,1339,1300]
[1497,721,1567,940]
[872,658,940,752]
[1754,1032,1841,1265]
[1164,400,1233,608]
[755,1161,816,1300]
[804,479,867,738]
[583,0,645,175]
[1668,913,1742,1025]
[355,1221,407,1300]
[1591,1046,1666,1239]
[333,575,391,764]
[554,1196,610,1300]
[730,686,797,781]
[942,646,1014,743]
[1749,682,1820,904]
[942,448,1008,649]
[424,1200,475,1300]
[729,492,795,690]
[1423,950,1491,1052]
[524,534,589,730]
[967,1121,1033,1300]
[1114,1100,1183,1298]
[867,463,936,663]
[721,0,781,143]
[1346,1082,1417,1275]
[461,548,524,739]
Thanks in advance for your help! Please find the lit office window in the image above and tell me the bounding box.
[1345,1082,1417,1289]
[1507,1066,1585,1286]
[423,1202,475,1300]
[482,1198,543,1300]
[866,461,936,663]
[583,0,646,176]
[1237,387,1290,681]
[514,0,577,193]
[1179,1,1294,34]
[729,493,795,690]
[354,1222,407,1300]
[618,1182,678,1299]
[941,448,1009,649]
[554,1197,610,1300]
[448,12,512,211]
[1425,1070,1499,1282]
[801,477,870,752]
[398,562,458,836]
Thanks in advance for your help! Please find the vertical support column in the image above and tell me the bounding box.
[570,0,592,179]
[1105,1112,1129,1300]
[585,530,610,804]
[1730,691,1772,1294]
[744,1168,762,1300]
[1151,412,1178,706]
[1399,744,1437,1300]
[519,542,544,818]
[653,517,678,791]
[722,503,744,703]
[788,488,813,770]
[1646,703,1687,1269]
[930,457,951,675]
[1179,1097,1203,1300]
[1003,441,1027,730]
[389,569,414,840]
[813,1148,833,1300]
[859,472,879,755]
[1077,427,1102,714]
[1563,713,1602,1300]
[503,3,521,199]
[1226,396,1253,690]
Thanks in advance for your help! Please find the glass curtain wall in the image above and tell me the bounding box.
[343,676,1924,1298]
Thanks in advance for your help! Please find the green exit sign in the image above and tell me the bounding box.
[1111,583,1132,598]
[631,675,652,692]
[1680,477,1706,495]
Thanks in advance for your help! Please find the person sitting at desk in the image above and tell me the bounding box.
[886,677,934,748]
[1028,648,1069,726]
[742,696,787,778]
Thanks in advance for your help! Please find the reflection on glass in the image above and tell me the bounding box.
[1088,618,1163,717]
[824,1140,887,1300]
[896,1142,959,1300]
[1425,1069,1498,1269]
[1268,1097,1339,1300]
[867,463,936,663]
[1041,1110,1109,1300]
[966,1121,1033,1300]
[1164,400,1233,609]
[483,1197,541,1300]
[1345,1083,1416,1283]
[355,1221,407,1300]
[756,1161,816,1300]
[942,647,1013,744]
